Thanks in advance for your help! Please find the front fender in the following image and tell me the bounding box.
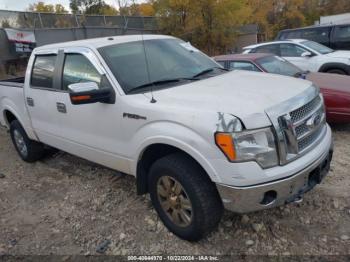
[129,121,223,183]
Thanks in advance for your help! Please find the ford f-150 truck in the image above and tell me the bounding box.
[0,35,333,241]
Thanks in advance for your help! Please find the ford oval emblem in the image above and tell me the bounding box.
[306,113,322,129]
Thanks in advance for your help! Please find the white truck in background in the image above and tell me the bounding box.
[0,35,333,241]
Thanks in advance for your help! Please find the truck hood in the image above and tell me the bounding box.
[325,50,350,60]
[153,70,313,129]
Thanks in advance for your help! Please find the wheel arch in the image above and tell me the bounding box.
[135,141,220,195]
[318,63,350,74]
[0,98,38,140]
[3,108,21,127]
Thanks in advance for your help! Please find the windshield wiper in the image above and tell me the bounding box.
[127,78,198,94]
[192,67,228,78]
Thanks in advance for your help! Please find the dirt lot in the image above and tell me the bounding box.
[0,125,349,256]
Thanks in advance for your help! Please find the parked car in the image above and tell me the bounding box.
[276,24,350,50]
[243,39,350,75]
[214,53,350,124]
[0,35,333,241]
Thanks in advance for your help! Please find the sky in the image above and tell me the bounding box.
[0,0,137,12]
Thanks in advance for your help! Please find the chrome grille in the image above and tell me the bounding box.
[298,126,324,152]
[290,96,321,123]
[277,95,326,164]
[295,124,309,138]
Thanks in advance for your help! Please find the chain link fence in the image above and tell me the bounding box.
[0,10,158,30]
[0,10,159,80]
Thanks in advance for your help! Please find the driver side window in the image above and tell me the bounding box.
[280,44,308,57]
[62,53,102,90]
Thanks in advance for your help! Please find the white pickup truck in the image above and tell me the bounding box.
[0,35,333,241]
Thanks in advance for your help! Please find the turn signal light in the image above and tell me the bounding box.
[71,95,91,101]
[215,133,236,161]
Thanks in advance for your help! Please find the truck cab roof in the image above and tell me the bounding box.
[35,34,175,52]
[243,39,308,50]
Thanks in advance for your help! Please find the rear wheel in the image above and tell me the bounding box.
[148,153,223,241]
[10,120,46,162]
[326,68,347,75]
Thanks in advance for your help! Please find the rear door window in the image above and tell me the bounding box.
[280,43,308,57]
[301,27,331,45]
[334,25,350,40]
[31,55,57,89]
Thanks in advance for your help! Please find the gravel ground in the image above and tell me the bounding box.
[0,125,349,256]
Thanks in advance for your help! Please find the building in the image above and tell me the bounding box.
[320,13,350,25]
[232,24,266,53]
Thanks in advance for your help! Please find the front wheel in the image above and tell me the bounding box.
[148,153,223,241]
[10,120,46,162]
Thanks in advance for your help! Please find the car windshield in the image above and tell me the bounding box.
[98,38,222,94]
[256,55,302,77]
[301,40,334,54]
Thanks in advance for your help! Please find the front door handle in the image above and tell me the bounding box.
[56,102,67,113]
[26,97,34,107]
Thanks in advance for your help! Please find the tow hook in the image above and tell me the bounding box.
[286,194,304,204]
[293,196,303,204]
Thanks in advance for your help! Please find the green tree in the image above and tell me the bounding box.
[70,0,118,15]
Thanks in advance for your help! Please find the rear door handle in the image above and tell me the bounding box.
[26,97,34,107]
[56,102,67,113]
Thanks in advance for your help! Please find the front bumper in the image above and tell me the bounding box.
[216,148,333,213]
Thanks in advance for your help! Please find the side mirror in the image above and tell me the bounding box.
[68,82,115,105]
[301,51,313,58]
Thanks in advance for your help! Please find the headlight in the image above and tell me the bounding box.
[215,127,278,169]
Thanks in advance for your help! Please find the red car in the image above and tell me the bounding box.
[214,53,350,124]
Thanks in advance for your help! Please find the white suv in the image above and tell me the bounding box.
[243,39,350,75]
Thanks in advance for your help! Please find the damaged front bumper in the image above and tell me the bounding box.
[216,148,333,214]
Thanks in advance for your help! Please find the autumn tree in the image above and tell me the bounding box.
[152,0,251,55]
[153,0,193,37]
[138,3,156,16]
[28,2,68,13]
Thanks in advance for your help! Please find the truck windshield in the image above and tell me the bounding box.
[301,40,334,54]
[98,38,222,94]
[257,56,302,77]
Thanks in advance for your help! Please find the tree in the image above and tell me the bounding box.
[113,0,131,15]
[152,0,251,55]
[153,0,194,37]
[70,0,118,15]
[55,4,69,14]
[246,0,306,39]
[138,3,156,16]
[28,2,68,13]
[1,19,10,28]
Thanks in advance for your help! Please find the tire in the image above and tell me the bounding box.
[10,120,46,162]
[326,68,347,75]
[148,153,223,241]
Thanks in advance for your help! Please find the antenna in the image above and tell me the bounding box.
[141,17,157,103]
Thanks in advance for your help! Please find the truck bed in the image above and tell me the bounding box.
[0,78,28,128]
